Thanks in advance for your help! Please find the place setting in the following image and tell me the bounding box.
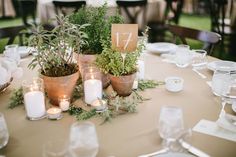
[138,106,210,157]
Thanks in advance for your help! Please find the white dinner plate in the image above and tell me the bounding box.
[146,42,177,54]
[154,152,194,157]
[18,46,35,58]
[207,61,236,72]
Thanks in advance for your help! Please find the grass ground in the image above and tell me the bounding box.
[0,13,235,61]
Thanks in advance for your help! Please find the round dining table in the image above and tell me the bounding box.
[0,51,236,157]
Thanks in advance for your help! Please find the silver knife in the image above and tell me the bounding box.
[179,139,210,157]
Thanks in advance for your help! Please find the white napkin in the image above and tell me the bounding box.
[217,115,236,133]
[1,57,17,73]
[0,66,11,85]
[193,119,236,142]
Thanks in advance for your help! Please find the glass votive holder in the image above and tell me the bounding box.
[91,99,107,112]
[59,96,70,112]
[22,78,46,120]
[47,107,62,120]
[83,67,102,105]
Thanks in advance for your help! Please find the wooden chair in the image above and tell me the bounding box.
[148,0,184,42]
[208,0,236,53]
[116,0,147,33]
[19,0,37,26]
[168,24,222,55]
[0,25,27,46]
[52,0,86,16]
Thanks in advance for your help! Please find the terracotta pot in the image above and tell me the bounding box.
[41,72,79,105]
[77,54,110,88]
[109,73,136,97]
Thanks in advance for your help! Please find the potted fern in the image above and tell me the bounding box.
[68,4,123,88]
[28,16,88,105]
[96,31,147,96]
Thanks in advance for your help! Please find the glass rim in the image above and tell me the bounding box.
[71,121,95,128]
[22,77,44,87]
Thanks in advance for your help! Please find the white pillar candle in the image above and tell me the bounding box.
[24,91,46,118]
[137,60,145,79]
[59,99,70,111]
[84,79,102,104]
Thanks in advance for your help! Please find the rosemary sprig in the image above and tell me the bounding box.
[68,105,83,115]
[76,109,97,121]
[69,105,97,121]
[138,79,164,91]
[8,87,24,109]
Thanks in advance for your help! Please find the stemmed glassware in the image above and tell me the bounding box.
[211,70,231,96]
[68,121,99,157]
[158,106,187,152]
[0,113,9,149]
[219,71,236,127]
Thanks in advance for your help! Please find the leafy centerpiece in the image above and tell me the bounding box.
[96,26,148,96]
[68,4,124,88]
[28,16,88,105]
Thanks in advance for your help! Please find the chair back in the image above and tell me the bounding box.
[19,0,37,26]
[164,0,184,24]
[116,0,147,25]
[0,25,26,46]
[52,0,86,16]
[168,24,222,55]
[209,0,235,35]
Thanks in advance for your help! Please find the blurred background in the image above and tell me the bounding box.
[0,0,235,61]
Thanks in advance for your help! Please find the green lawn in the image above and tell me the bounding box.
[0,14,235,61]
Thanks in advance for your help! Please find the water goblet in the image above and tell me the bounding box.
[68,121,99,157]
[4,44,20,64]
[211,70,231,96]
[191,49,207,68]
[158,106,185,151]
[0,113,9,149]
[42,139,69,157]
[175,45,191,68]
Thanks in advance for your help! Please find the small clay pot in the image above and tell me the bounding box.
[109,73,136,97]
[41,72,79,105]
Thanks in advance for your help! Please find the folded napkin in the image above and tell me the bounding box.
[193,119,236,142]
[0,65,11,85]
[0,57,23,84]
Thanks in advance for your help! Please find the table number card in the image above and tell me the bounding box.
[111,24,138,52]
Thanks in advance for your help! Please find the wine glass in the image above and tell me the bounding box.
[175,45,192,68]
[42,139,69,157]
[0,112,9,149]
[68,121,99,157]
[211,70,231,96]
[158,106,184,151]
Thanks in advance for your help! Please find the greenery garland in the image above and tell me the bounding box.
[8,87,24,109]
[8,79,163,123]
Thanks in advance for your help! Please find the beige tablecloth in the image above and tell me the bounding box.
[0,52,236,157]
